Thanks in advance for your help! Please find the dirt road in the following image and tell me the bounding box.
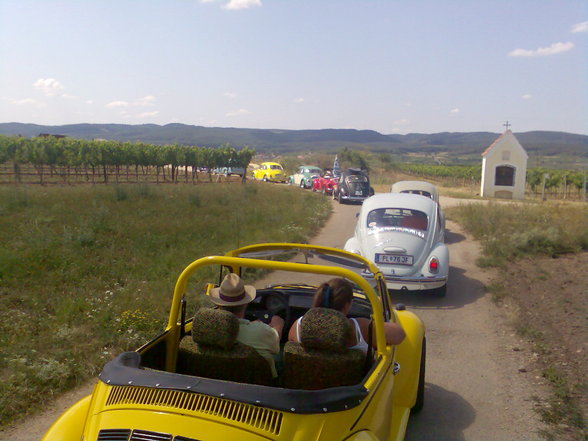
[1,196,546,440]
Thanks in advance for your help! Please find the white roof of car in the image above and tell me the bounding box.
[390,181,438,201]
[362,192,437,216]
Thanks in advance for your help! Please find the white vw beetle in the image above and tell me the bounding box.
[390,180,445,231]
[345,193,449,296]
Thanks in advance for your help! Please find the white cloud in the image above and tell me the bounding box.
[508,42,574,57]
[106,100,130,108]
[223,0,262,10]
[224,92,237,99]
[293,97,305,103]
[138,111,159,118]
[450,108,460,114]
[571,21,588,33]
[12,98,38,105]
[225,108,250,117]
[136,95,156,106]
[522,94,533,100]
[33,78,65,96]
[393,118,410,125]
[106,96,156,109]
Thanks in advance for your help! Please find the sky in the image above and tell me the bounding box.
[0,0,586,135]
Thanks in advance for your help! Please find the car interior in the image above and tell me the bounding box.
[173,281,375,389]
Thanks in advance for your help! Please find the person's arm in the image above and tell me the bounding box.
[383,321,405,346]
[357,318,406,346]
[269,315,284,340]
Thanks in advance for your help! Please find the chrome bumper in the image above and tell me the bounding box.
[363,272,447,291]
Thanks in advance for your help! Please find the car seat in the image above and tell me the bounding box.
[177,308,273,386]
[282,308,365,390]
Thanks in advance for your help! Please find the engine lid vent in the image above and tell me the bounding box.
[106,386,282,435]
[130,429,172,441]
[97,429,131,441]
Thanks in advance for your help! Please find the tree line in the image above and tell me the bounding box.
[0,135,255,184]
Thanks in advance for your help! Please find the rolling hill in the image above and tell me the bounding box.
[1,122,586,161]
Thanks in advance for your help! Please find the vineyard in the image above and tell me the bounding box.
[394,163,587,200]
[0,135,254,185]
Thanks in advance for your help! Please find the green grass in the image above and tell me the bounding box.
[0,182,331,427]
[447,201,588,267]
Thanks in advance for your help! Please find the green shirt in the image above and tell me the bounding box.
[237,318,280,377]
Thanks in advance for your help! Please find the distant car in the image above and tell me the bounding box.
[332,168,374,203]
[253,162,287,183]
[391,180,445,232]
[313,170,339,195]
[289,165,322,188]
[344,192,449,296]
[213,166,246,177]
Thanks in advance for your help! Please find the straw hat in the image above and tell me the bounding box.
[209,273,256,306]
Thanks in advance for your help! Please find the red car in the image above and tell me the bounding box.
[313,171,339,195]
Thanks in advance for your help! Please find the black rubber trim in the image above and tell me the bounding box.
[99,352,368,414]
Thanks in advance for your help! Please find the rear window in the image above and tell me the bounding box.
[346,175,368,183]
[367,208,428,231]
[270,164,283,170]
[400,190,433,199]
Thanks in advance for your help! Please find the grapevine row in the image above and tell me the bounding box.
[0,135,254,184]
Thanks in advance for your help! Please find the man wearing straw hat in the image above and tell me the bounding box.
[209,273,284,377]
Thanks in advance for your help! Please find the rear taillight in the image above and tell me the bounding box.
[429,257,439,273]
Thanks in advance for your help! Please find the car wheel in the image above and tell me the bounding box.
[432,284,447,297]
[412,337,426,413]
[300,180,305,188]
[263,176,268,182]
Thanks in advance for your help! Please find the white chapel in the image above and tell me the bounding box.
[480,128,528,200]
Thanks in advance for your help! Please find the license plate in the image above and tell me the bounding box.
[375,253,414,265]
[355,191,363,196]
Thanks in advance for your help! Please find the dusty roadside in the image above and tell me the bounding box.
[493,252,588,441]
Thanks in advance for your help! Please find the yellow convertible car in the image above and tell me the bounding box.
[43,243,425,441]
[252,161,287,183]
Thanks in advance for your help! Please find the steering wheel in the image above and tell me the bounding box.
[245,290,291,327]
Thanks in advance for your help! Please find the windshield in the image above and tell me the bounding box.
[270,164,283,170]
[308,168,321,174]
[367,208,428,231]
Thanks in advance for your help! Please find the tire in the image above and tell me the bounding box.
[300,180,305,188]
[263,176,268,182]
[432,284,447,297]
[412,336,426,413]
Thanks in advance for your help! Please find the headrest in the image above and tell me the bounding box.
[192,308,239,349]
[299,308,352,353]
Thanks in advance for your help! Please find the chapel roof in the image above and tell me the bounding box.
[481,130,527,158]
